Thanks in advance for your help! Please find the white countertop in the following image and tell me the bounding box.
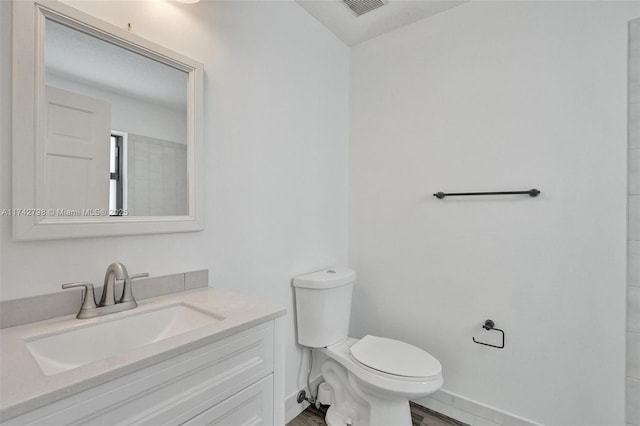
[0,288,285,420]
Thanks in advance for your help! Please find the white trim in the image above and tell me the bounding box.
[413,389,543,426]
[273,317,286,425]
[284,374,324,424]
[285,375,543,425]
[12,0,204,240]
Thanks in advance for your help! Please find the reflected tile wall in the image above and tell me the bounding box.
[127,133,188,216]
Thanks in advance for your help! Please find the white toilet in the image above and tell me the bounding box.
[293,268,443,426]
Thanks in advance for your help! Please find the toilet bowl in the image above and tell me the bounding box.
[320,337,443,426]
[293,268,443,426]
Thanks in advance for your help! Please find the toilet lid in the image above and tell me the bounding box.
[349,335,441,378]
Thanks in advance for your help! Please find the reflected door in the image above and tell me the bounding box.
[45,86,111,212]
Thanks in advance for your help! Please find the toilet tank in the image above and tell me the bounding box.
[293,268,355,348]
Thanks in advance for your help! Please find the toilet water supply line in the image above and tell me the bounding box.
[297,348,321,406]
[307,348,317,404]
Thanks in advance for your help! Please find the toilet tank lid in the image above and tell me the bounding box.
[293,268,356,289]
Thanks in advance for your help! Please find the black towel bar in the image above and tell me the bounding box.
[434,189,540,199]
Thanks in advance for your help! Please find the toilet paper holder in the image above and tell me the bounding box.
[472,319,505,349]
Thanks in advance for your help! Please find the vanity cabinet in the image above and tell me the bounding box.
[4,322,277,426]
[182,376,273,425]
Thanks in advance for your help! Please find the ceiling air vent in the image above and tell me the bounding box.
[343,0,385,17]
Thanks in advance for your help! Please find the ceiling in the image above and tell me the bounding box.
[295,0,469,46]
[45,19,188,111]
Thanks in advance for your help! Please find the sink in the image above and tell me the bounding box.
[25,304,224,376]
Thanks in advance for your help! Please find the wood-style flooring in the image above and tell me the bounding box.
[287,402,468,426]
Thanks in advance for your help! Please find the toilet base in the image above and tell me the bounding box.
[322,358,414,426]
[325,401,412,426]
[325,406,362,426]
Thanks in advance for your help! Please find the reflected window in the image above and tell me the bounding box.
[109,133,125,216]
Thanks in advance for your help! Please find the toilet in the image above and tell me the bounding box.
[293,268,443,426]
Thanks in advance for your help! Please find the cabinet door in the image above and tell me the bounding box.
[182,375,273,426]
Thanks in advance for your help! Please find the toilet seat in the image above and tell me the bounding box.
[349,335,441,379]
[321,337,443,401]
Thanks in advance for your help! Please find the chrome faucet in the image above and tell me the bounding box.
[62,263,149,319]
[99,262,129,306]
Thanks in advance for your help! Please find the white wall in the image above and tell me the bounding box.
[349,1,637,425]
[0,0,349,410]
[627,18,640,426]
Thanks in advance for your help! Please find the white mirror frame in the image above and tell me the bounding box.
[12,0,204,240]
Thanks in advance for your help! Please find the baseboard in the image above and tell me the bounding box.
[287,376,541,426]
[413,389,542,426]
[284,374,324,424]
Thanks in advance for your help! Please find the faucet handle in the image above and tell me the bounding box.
[119,272,149,304]
[62,282,97,313]
[129,273,149,280]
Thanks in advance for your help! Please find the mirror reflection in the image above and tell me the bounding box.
[44,18,189,217]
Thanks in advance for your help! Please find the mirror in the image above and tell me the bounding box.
[13,0,204,240]
[45,19,189,217]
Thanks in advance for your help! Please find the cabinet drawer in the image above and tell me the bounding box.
[182,375,273,426]
[6,322,274,426]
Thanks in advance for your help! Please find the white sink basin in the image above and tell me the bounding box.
[25,304,224,376]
